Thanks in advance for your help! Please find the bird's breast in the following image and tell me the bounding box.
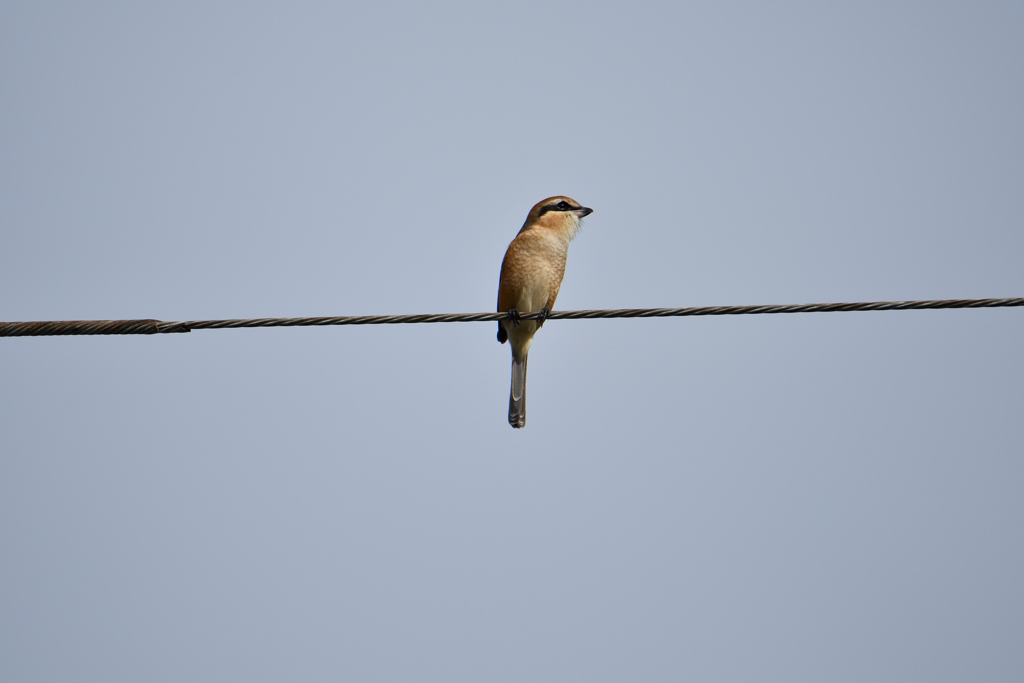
[498,232,568,313]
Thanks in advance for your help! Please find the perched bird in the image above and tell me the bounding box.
[497,196,593,428]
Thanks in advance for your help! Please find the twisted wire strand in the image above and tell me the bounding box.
[1,297,1021,337]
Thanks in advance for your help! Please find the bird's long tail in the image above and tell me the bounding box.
[508,353,528,429]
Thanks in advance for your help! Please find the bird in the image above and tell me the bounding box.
[496,196,593,428]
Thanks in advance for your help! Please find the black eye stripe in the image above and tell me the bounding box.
[538,201,575,216]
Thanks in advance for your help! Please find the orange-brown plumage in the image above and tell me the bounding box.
[496,196,592,428]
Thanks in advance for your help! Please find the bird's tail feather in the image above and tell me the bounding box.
[508,354,528,428]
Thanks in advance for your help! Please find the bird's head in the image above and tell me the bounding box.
[520,196,593,240]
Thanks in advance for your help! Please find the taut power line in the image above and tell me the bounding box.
[1,297,1022,338]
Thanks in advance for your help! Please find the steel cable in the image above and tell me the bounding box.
[1,297,1022,337]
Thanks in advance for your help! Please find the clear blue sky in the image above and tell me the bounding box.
[2,2,1023,681]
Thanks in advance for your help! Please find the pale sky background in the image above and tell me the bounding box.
[2,2,1023,681]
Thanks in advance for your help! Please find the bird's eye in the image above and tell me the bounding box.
[556,201,570,210]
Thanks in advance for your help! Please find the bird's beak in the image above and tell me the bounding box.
[574,207,593,218]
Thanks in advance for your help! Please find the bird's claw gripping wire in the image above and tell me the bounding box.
[507,308,522,327]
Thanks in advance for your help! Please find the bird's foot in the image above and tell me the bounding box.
[508,308,522,327]
[538,307,551,323]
